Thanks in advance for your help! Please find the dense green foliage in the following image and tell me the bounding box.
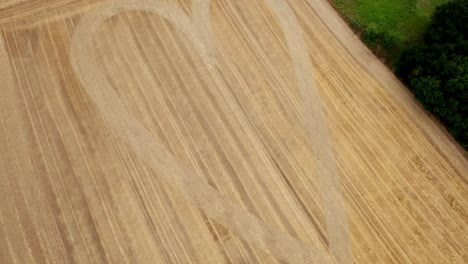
[333,0,448,64]
[333,0,467,149]
[396,0,468,149]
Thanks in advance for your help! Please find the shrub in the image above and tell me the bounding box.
[396,0,468,149]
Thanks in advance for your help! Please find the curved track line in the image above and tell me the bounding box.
[263,1,352,263]
[192,0,215,63]
[194,0,352,262]
[69,0,331,263]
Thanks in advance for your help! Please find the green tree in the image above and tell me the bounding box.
[396,0,468,149]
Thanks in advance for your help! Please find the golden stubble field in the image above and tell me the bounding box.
[0,0,466,263]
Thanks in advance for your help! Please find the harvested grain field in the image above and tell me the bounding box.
[0,0,466,263]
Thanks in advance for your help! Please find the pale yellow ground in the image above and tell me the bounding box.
[0,0,466,263]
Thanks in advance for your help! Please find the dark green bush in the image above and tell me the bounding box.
[396,0,468,149]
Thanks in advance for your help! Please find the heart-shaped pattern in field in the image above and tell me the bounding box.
[70,0,351,263]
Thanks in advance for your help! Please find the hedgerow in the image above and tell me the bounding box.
[396,0,468,149]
